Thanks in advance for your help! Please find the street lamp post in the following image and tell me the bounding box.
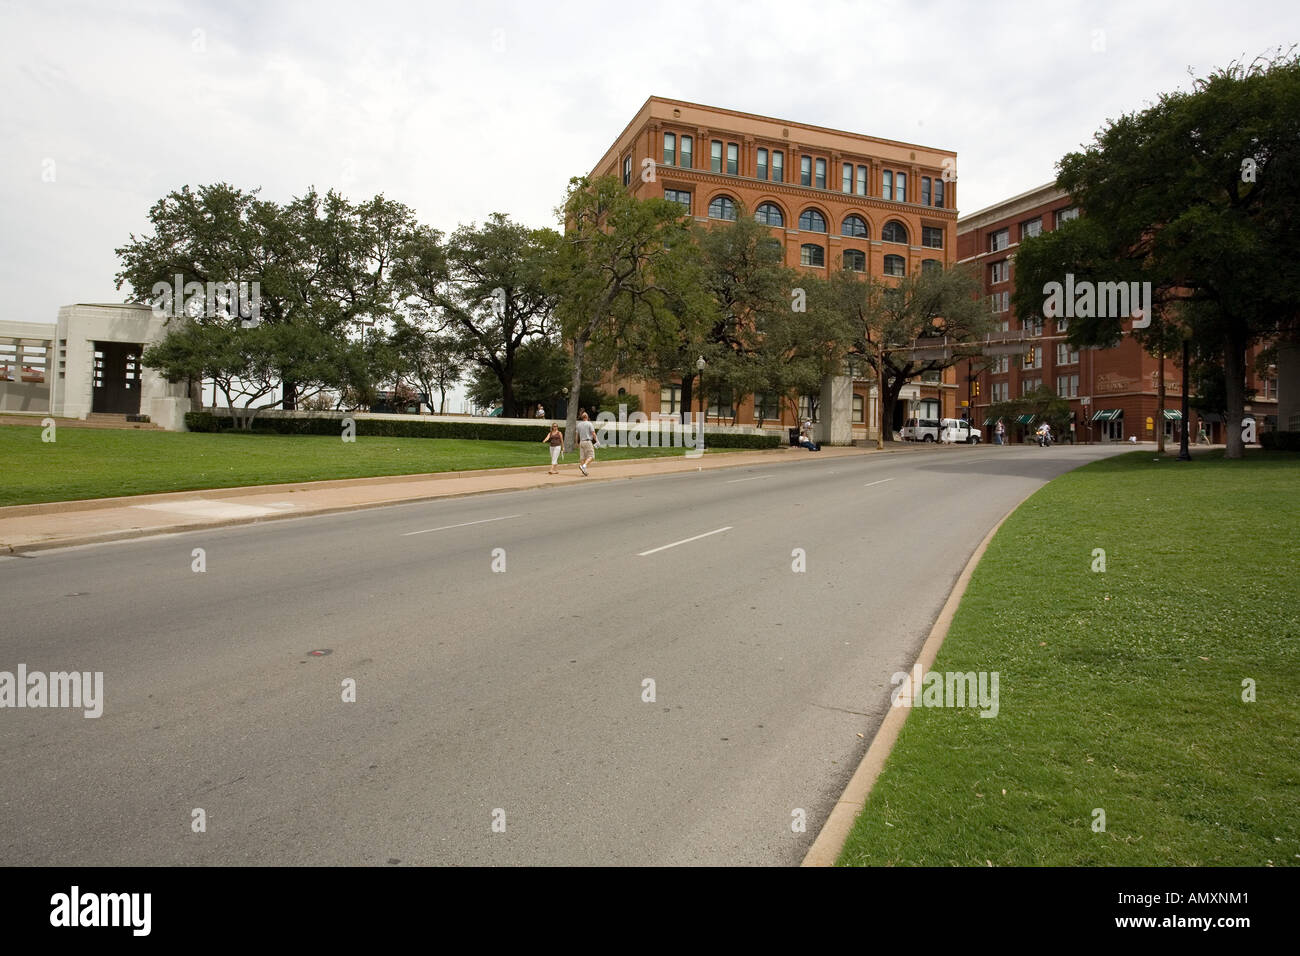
[696,355,706,456]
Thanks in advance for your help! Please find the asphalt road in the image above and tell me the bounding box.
[0,441,1129,865]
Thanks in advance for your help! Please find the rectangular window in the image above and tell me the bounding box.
[990,228,1009,252]
[922,177,931,206]
[772,151,784,183]
[1023,347,1042,370]
[1021,377,1042,396]
[1056,342,1079,365]
[727,143,739,175]
[842,162,853,193]
[853,394,865,423]
[1026,317,1043,336]
[921,226,943,249]
[991,355,1010,374]
[680,136,693,169]
[663,132,676,166]
[708,387,734,421]
[990,260,1010,283]
[711,140,723,173]
[990,291,1009,313]
[882,170,893,201]
[1056,374,1079,398]
[1057,317,1069,334]
[1021,217,1042,240]
[934,179,945,208]
[664,189,691,214]
[755,392,780,422]
[1055,207,1079,227]
[622,156,631,186]
[895,172,906,202]
[660,385,682,415]
[992,382,1009,403]
[757,148,768,181]
[856,165,867,196]
[801,156,812,186]
[815,158,826,189]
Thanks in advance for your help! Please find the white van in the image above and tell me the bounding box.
[940,418,982,444]
[901,417,941,441]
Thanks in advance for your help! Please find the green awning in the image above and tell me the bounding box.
[1091,408,1122,422]
[1015,414,1035,425]
[983,417,1001,428]
[1162,409,1182,420]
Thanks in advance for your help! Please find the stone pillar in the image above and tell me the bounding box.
[818,372,853,445]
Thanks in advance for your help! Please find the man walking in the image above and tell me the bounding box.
[995,420,1005,446]
[575,411,598,476]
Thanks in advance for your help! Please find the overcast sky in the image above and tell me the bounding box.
[4,0,1298,336]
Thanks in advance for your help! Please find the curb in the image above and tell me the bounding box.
[0,445,882,555]
[800,489,1034,867]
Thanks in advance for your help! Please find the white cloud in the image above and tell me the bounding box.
[2,0,1298,329]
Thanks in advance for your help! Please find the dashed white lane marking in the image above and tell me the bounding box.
[402,514,523,536]
[638,526,733,557]
[133,500,298,520]
[725,475,772,483]
[862,478,895,488]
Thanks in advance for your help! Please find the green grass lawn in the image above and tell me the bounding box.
[0,425,735,506]
[838,450,1300,866]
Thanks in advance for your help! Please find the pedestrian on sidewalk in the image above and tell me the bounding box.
[995,420,1005,446]
[575,411,598,476]
[542,423,564,474]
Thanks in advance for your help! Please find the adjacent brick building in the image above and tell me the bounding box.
[955,184,1280,443]
[588,96,962,438]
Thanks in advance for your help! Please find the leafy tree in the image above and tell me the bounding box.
[1012,50,1300,458]
[399,214,559,417]
[831,264,988,440]
[552,176,699,450]
[465,336,571,414]
[390,320,463,413]
[119,183,418,411]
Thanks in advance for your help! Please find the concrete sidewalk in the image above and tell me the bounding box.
[0,444,875,554]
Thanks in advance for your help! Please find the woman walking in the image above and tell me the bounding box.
[542,423,564,474]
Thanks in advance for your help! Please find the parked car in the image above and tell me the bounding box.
[940,418,983,444]
[901,417,941,441]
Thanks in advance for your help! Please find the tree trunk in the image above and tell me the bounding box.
[282,380,297,411]
[679,374,693,424]
[881,376,905,442]
[1223,331,1247,460]
[564,336,585,452]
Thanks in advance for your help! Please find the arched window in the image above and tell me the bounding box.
[841,215,868,238]
[843,249,866,272]
[921,258,941,273]
[754,203,784,227]
[883,254,906,276]
[798,208,827,232]
[800,244,825,267]
[882,220,909,244]
[708,195,738,221]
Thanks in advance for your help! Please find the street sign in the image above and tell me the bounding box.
[1081,396,1092,406]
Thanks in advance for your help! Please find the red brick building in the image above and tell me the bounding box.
[589,96,962,438]
[955,184,1279,443]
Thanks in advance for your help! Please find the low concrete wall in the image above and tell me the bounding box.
[0,381,50,412]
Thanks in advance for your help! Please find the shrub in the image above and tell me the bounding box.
[1260,430,1300,451]
[184,411,218,432]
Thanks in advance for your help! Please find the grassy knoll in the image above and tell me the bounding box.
[838,450,1300,866]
